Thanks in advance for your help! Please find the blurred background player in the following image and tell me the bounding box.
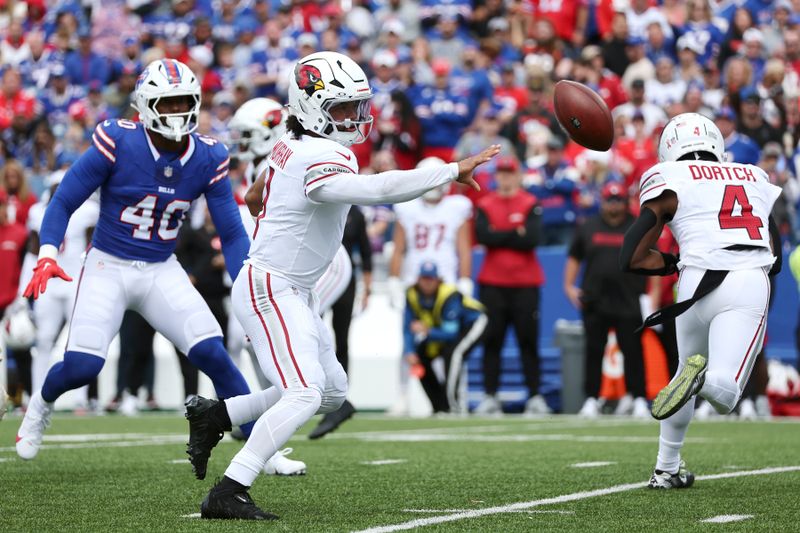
[402,261,487,414]
[387,156,473,415]
[621,112,782,489]
[16,59,255,462]
[25,169,99,408]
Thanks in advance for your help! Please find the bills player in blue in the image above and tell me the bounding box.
[16,59,254,471]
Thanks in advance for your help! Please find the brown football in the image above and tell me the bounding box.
[553,80,614,151]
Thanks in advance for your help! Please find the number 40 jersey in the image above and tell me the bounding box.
[40,119,239,263]
[639,160,781,271]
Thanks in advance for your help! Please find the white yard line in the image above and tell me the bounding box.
[570,461,617,468]
[404,509,575,515]
[354,466,800,533]
[180,513,201,519]
[360,459,407,466]
[701,515,754,523]
[168,459,190,464]
[342,433,711,444]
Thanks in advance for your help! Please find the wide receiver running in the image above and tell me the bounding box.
[184,50,499,520]
[16,59,255,461]
[620,112,782,489]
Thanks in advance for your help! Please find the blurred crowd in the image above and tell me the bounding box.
[0,0,796,245]
[1,0,798,416]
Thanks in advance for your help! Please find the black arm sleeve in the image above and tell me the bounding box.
[619,207,678,275]
[769,214,782,276]
[474,207,515,247]
[356,208,373,273]
[502,204,542,251]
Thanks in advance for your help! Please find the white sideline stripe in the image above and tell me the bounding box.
[181,513,201,519]
[346,433,711,444]
[168,459,190,464]
[0,435,186,453]
[404,509,574,515]
[361,459,407,466]
[570,461,617,468]
[701,514,754,524]
[0,457,11,462]
[354,466,800,533]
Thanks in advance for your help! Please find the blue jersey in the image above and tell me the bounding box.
[39,119,249,279]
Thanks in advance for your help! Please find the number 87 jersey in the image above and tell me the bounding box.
[639,160,782,271]
[44,118,234,262]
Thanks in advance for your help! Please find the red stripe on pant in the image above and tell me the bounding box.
[266,273,308,387]
[735,270,771,382]
[248,265,287,388]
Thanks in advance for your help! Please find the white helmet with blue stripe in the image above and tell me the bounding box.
[133,59,201,142]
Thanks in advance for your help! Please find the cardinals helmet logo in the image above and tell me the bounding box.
[295,64,324,96]
[263,109,283,128]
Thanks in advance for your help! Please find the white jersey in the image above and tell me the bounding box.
[247,134,357,288]
[395,195,472,285]
[28,196,100,283]
[639,161,781,271]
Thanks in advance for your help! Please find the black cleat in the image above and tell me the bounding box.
[308,400,355,440]
[201,478,279,520]
[185,396,229,480]
[648,460,695,489]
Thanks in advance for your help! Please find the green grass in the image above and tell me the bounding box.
[1,412,799,532]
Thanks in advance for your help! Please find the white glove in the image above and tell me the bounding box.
[456,276,474,298]
[639,294,661,332]
[388,276,405,309]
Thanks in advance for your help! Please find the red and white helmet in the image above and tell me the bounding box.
[417,157,447,202]
[657,112,724,163]
[287,51,373,146]
[133,59,201,142]
[228,98,285,162]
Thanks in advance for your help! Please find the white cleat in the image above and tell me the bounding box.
[614,394,634,415]
[578,397,600,418]
[119,391,139,417]
[524,394,552,416]
[738,398,757,420]
[632,397,650,418]
[263,448,307,476]
[473,394,502,415]
[754,395,772,419]
[16,391,54,460]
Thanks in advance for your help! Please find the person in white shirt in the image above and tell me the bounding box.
[621,113,782,490]
[185,50,499,520]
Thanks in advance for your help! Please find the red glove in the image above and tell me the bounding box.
[23,258,72,300]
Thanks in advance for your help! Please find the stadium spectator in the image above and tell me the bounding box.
[621,36,655,90]
[504,75,561,163]
[474,156,548,415]
[0,187,25,313]
[0,67,38,137]
[64,26,111,89]
[602,12,631,79]
[614,111,658,188]
[736,88,782,149]
[429,12,469,70]
[0,159,36,226]
[412,58,469,161]
[714,106,760,165]
[375,1,420,43]
[402,261,487,413]
[525,136,579,246]
[563,182,648,418]
[679,0,724,67]
[644,19,676,66]
[574,45,627,111]
[453,106,515,192]
[372,90,422,171]
[675,34,704,84]
[613,78,668,138]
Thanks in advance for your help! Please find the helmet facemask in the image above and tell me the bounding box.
[320,97,373,146]
[144,93,200,143]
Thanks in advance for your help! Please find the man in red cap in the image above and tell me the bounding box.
[473,155,549,415]
[563,181,648,418]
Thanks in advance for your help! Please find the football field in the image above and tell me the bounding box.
[1,413,799,532]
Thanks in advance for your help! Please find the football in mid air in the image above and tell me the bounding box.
[553,80,614,152]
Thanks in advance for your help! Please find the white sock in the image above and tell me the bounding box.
[225,388,321,487]
[655,398,695,473]
[224,387,281,426]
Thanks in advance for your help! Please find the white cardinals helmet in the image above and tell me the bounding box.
[417,157,447,202]
[228,98,285,162]
[657,112,724,163]
[287,51,373,146]
[3,308,35,350]
[133,59,201,142]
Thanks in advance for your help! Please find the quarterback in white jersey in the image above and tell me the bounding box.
[185,51,499,520]
[621,113,782,490]
[389,157,474,304]
[26,171,99,393]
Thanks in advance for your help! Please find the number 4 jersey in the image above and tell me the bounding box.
[639,160,781,271]
[40,119,238,263]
